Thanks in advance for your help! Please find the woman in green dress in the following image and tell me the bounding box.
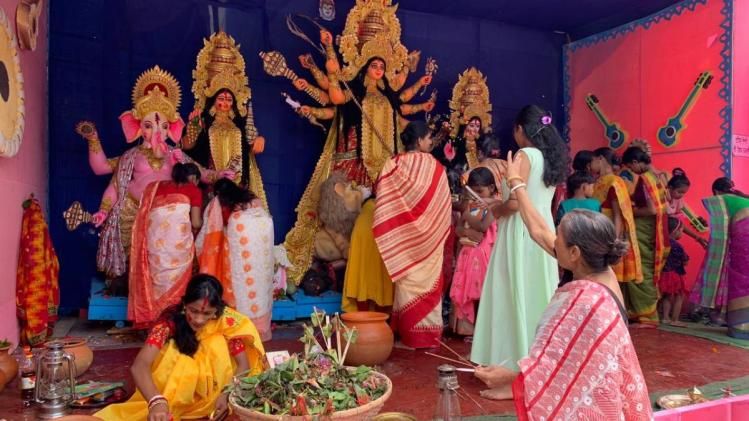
[470,105,568,368]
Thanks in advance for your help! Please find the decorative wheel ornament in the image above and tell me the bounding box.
[16,0,43,51]
[0,6,24,158]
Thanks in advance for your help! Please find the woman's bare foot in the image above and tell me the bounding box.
[669,320,689,328]
[480,387,512,400]
[393,340,415,351]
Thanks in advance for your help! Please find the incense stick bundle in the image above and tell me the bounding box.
[424,352,475,368]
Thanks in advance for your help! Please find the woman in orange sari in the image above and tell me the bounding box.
[196,179,274,341]
[129,163,204,326]
[591,147,642,284]
[373,121,452,349]
[620,146,669,325]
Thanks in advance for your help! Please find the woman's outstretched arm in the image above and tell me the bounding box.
[504,151,557,256]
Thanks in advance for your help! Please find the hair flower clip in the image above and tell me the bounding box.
[541,115,552,125]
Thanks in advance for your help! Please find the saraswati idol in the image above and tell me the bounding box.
[262,0,438,282]
[183,31,269,209]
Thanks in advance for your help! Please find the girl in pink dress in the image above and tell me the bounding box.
[450,167,498,336]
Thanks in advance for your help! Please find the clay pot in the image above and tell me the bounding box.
[341,312,393,366]
[0,345,18,386]
[47,338,93,377]
[0,369,7,393]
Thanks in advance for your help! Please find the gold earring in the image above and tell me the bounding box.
[377,79,385,90]
[228,109,235,119]
[209,106,216,117]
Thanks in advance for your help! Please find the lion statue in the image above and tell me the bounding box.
[314,172,368,262]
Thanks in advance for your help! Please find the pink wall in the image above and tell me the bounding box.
[733,0,749,191]
[0,0,48,347]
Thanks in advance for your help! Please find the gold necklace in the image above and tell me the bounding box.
[208,112,243,179]
[140,145,165,170]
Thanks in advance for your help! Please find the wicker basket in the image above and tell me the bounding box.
[229,371,392,421]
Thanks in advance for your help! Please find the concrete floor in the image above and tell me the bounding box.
[2,325,749,420]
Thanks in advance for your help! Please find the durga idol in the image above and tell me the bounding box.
[263,0,438,282]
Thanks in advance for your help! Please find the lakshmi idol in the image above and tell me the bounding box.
[263,0,438,282]
[182,31,269,209]
[77,66,228,280]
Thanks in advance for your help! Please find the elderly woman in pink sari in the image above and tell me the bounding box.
[129,163,204,326]
[197,179,275,341]
[474,152,651,420]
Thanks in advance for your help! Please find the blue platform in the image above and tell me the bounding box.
[88,278,128,324]
[271,290,342,321]
[87,277,341,324]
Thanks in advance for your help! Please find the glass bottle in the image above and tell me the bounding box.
[434,364,461,421]
[19,346,36,408]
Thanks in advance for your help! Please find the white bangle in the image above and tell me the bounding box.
[510,183,527,194]
[148,394,167,408]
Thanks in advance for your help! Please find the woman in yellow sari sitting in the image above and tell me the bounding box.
[95,274,266,421]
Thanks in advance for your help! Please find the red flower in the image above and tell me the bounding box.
[226,317,235,326]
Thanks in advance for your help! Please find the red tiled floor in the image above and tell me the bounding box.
[2,327,748,420]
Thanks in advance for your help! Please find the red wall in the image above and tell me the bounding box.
[565,0,731,290]
[0,1,48,347]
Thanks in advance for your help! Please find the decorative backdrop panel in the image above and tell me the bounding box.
[564,0,732,289]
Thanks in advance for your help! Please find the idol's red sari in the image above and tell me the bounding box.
[512,281,651,420]
[373,152,451,348]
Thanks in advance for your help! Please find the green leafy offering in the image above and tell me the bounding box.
[230,353,387,416]
[228,309,388,416]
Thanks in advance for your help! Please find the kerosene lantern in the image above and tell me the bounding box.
[34,340,77,419]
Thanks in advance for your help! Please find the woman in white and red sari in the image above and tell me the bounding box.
[474,151,652,420]
[129,163,203,326]
[196,178,274,341]
[373,121,452,349]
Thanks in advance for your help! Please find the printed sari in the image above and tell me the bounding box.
[513,281,651,420]
[197,198,275,341]
[129,181,195,325]
[94,307,266,420]
[625,171,669,324]
[593,174,643,283]
[16,198,60,345]
[373,152,451,348]
[97,148,138,278]
[693,195,749,339]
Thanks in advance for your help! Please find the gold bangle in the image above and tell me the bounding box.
[99,197,113,212]
[325,43,336,61]
[506,176,524,185]
[87,138,103,154]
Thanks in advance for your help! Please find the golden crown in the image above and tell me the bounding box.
[449,67,492,136]
[131,65,182,122]
[192,31,251,116]
[339,0,409,81]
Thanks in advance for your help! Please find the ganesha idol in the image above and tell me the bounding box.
[75,66,228,280]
